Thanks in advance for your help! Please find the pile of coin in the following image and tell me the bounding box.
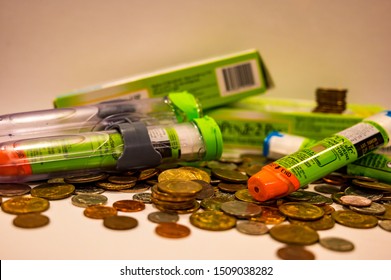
[312,87,347,113]
[1,152,391,259]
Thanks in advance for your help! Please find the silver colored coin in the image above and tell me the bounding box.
[132,192,152,204]
[147,211,180,223]
[319,237,355,252]
[220,200,263,218]
[236,221,269,235]
[349,202,386,215]
[340,195,372,207]
[74,184,105,195]
[0,183,31,197]
[378,220,391,232]
[344,186,383,201]
[71,194,108,208]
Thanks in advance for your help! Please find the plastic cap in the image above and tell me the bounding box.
[192,116,223,161]
[365,110,391,147]
[247,168,296,201]
[168,91,202,122]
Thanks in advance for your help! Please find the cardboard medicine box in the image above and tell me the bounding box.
[54,49,270,110]
[206,96,385,155]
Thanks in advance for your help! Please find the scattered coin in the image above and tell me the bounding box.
[13,213,50,228]
[83,205,117,219]
[313,184,341,194]
[71,193,108,208]
[200,197,234,211]
[31,183,75,200]
[192,180,215,200]
[378,220,391,232]
[96,181,136,191]
[278,202,325,221]
[190,210,236,231]
[147,211,180,223]
[113,200,145,212]
[319,237,355,252]
[236,221,269,235]
[250,206,286,224]
[1,196,50,214]
[132,192,152,204]
[352,179,391,192]
[340,195,372,207]
[107,175,137,185]
[0,183,31,197]
[220,200,263,219]
[74,184,105,195]
[344,186,383,201]
[235,189,262,204]
[349,202,386,216]
[277,245,316,260]
[119,182,150,193]
[211,168,248,183]
[331,210,378,228]
[103,215,138,230]
[289,214,335,231]
[269,224,319,245]
[155,222,191,238]
[64,172,108,184]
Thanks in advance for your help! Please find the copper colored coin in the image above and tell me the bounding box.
[277,245,316,260]
[13,213,50,228]
[0,183,31,197]
[83,205,117,219]
[113,200,145,212]
[103,215,138,230]
[155,222,191,238]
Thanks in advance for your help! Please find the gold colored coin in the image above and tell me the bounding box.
[211,168,248,183]
[269,224,319,245]
[1,196,50,214]
[64,172,108,183]
[158,167,210,183]
[138,168,159,181]
[157,180,202,197]
[217,182,247,193]
[155,222,191,238]
[83,205,117,219]
[250,206,286,224]
[200,196,233,211]
[289,214,335,230]
[278,202,325,221]
[103,215,138,230]
[220,200,263,219]
[235,189,262,204]
[189,210,236,231]
[13,213,50,228]
[96,181,136,191]
[331,210,378,228]
[352,179,391,191]
[31,183,75,200]
[107,175,137,185]
[113,200,145,212]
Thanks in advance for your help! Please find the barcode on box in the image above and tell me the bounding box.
[216,59,262,96]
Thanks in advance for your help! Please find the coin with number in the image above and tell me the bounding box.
[13,213,50,228]
[155,222,191,238]
[269,224,319,245]
[103,215,138,230]
[1,196,50,214]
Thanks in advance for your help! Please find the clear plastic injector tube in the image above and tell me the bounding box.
[0,116,222,183]
[0,91,202,142]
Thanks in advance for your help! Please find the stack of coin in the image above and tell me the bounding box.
[151,179,202,214]
[312,87,347,113]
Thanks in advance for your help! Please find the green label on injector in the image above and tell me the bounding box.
[26,132,124,174]
[275,122,387,186]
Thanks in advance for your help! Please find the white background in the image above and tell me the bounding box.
[1,0,391,262]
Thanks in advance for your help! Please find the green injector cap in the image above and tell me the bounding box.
[192,116,223,161]
[168,91,203,122]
